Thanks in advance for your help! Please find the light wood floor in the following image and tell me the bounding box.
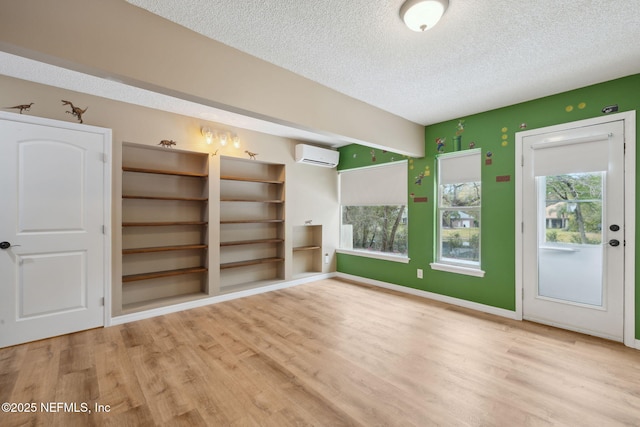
[1,279,639,426]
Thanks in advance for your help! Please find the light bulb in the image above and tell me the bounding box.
[201,127,213,144]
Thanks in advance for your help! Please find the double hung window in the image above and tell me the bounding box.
[433,149,483,275]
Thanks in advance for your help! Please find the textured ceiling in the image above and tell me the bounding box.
[125,0,640,125]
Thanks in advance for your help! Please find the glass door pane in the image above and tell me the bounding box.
[537,173,604,306]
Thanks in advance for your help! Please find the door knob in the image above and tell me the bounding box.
[608,239,620,247]
[0,241,11,249]
[609,224,620,232]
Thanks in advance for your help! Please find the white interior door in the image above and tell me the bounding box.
[0,113,111,348]
[521,120,625,341]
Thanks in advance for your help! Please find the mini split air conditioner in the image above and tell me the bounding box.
[295,144,340,168]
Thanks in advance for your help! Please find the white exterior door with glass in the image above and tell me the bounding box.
[519,119,625,341]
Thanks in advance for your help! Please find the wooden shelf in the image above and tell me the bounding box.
[220,198,283,203]
[122,266,208,283]
[220,257,284,270]
[220,175,283,185]
[123,195,208,201]
[122,221,208,227]
[221,238,284,247]
[123,166,207,178]
[121,292,208,314]
[293,245,321,252]
[123,244,208,255]
[220,219,284,224]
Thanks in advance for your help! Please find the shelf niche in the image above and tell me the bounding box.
[292,224,323,277]
[120,143,209,314]
[219,156,285,292]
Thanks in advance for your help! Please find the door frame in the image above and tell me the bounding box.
[515,111,636,348]
[0,111,113,328]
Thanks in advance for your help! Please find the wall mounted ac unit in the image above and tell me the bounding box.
[295,144,340,168]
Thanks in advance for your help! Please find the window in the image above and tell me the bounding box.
[432,149,484,276]
[338,161,409,262]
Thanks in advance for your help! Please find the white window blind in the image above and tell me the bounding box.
[529,134,610,177]
[340,161,407,206]
[438,149,481,184]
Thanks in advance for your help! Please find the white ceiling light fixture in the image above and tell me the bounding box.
[400,0,449,32]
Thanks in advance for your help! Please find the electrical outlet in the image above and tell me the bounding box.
[417,268,423,279]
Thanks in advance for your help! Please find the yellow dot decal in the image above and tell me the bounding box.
[578,102,587,109]
[501,134,508,140]
[566,105,574,112]
[501,127,508,133]
[502,141,508,147]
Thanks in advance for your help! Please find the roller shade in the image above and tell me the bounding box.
[529,134,610,177]
[340,161,407,206]
[438,149,481,185]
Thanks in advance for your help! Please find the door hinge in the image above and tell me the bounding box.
[521,155,524,167]
[521,222,524,233]
[102,153,108,163]
[102,225,107,235]
[100,297,105,306]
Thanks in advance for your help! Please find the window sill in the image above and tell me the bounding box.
[337,249,410,264]
[430,262,485,277]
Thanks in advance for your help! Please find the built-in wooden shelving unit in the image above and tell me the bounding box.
[119,143,209,314]
[219,157,285,290]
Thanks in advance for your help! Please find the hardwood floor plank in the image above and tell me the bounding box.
[93,326,147,416]
[1,278,639,426]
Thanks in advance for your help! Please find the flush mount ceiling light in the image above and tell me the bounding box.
[400,0,449,32]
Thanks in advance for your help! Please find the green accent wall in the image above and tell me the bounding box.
[337,73,640,338]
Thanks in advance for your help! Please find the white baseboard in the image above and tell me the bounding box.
[636,340,640,350]
[336,272,519,320]
[110,273,336,326]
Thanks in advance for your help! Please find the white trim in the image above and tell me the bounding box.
[336,248,410,263]
[636,339,640,350]
[623,111,636,347]
[515,111,636,348]
[336,272,518,320]
[102,131,113,328]
[429,262,485,277]
[110,273,336,325]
